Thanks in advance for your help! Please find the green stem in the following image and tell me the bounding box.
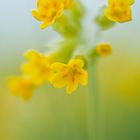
[87,62,104,140]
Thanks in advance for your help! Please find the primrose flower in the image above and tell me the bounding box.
[105,0,134,23]
[22,50,53,85]
[51,59,88,94]
[8,76,35,100]
[96,43,112,56]
[32,0,64,29]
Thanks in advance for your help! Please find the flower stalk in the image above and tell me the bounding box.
[87,61,104,140]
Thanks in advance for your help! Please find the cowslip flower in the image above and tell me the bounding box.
[51,59,88,94]
[8,76,35,100]
[96,43,112,56]
[21,49,53,85]
[104,0,134,23]
[32,0,64,29]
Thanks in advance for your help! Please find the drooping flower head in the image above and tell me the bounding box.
[32,0,64,29]
[105,0,134,23]
[8,76,35,100]
[22,50,53,85]
[51,59,88,94]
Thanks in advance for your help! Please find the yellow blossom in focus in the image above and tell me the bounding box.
[22,49,53,85]
[51,59,88,94]
[104,0,134,23]
[96,43,112,56]
[32,0,64,29]
[8,76,35,100]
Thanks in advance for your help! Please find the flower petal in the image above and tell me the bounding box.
[51,74,66,88]
[68,59,84,68]
[32,10,42,21]
[79,70,88,85]
[24,49,41,62]
[51,62,67,72]
[66,80,78,94]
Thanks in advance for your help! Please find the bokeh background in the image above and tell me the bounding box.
[0,0,140,140]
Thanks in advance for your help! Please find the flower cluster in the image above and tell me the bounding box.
[8,50,88,100]
[8,0,135,100]
[105,0,134,23]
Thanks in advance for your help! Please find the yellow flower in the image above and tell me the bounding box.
[32,0,64,29]
[8,76,35,100]
[22,49,53,85]
[96,43,112,56]
[105,0,134,23]
[51,59,88,94]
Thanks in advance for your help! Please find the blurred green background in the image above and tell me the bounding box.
[0,0,140,140]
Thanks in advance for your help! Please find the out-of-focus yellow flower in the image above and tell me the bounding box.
[51,59,88,94]
[96,43,112,56]
[22,49,53,85]
[32,0,64,29]
[8,76,35,100]
[105,0,134,23]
